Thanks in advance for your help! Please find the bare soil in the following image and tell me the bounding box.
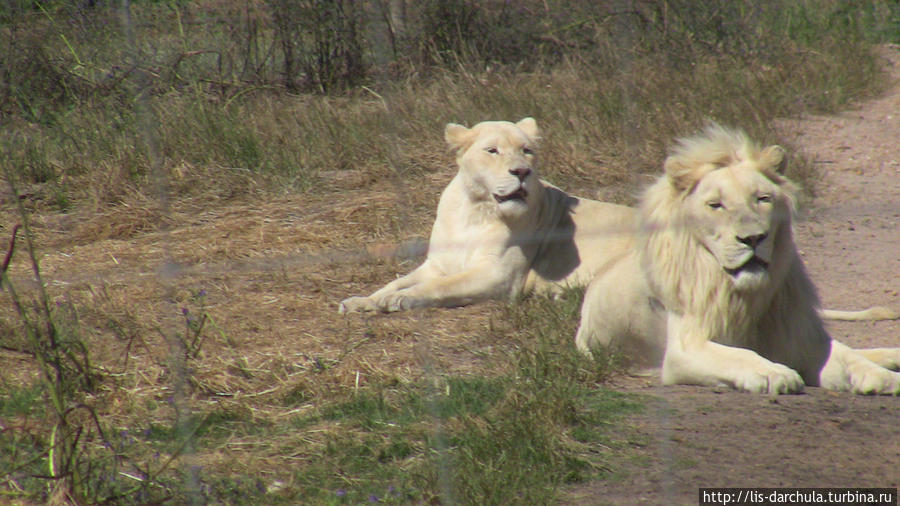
[565,45,900,504]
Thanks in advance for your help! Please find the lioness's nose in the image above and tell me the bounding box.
[737,233,768,248]
[509,167,531,181]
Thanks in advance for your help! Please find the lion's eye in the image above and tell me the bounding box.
[522,147,534,156]
[707,201,724,210]
[486,147,499,154]
[757,194,773,204]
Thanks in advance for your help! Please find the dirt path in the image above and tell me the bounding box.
[565,45,900,504]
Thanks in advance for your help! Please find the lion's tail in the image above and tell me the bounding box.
[819,306,900,321]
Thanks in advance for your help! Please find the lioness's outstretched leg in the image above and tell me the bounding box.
[661,313,805,394]
[339,262,439,313]
[375,267,514,311]
[819,341,900,394]
[340,261,520,313]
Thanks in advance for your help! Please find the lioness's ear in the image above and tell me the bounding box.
[760,145,786,174]
[515,117,541,141]
[444,123,470,150]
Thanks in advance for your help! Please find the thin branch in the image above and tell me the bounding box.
[1,224,20,277]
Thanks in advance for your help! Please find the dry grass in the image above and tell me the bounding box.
[0,176,518,501]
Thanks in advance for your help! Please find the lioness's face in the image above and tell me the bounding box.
[685,162,791,290]
[445,118,541,219]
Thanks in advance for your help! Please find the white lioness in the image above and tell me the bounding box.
[575,124,900,394]
[338,118,634,313]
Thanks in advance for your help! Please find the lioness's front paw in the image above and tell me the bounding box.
[736,364,804,394]
[338,296,378,314]
[382,292,419,312]
[850,368,900,395]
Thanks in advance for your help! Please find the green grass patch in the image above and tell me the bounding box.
[0,382,45,418]
[280,290,641,504]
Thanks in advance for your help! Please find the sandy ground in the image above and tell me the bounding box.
[564,45,900,504]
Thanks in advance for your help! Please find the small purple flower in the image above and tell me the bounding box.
[182,307,189,316]
[369,494,379,502]
[198,289,207,297]
[335,488,347,497]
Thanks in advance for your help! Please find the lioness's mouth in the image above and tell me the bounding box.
[494,187,528,203]
[724,256,769,277]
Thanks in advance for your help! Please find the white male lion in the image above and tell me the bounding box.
[338,118,635,313]
[575,124,900,394]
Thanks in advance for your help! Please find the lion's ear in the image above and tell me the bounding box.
[663,155,701,193]
[760,145,786,174]
[515,117,541,141]
[444,123,471,150]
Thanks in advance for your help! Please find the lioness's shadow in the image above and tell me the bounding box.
[528,186,581,282]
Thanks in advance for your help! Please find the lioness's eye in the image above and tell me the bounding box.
[757,194,772,203]
[523,147,534,156]
[486,147,499,154]
[707,201,723,210]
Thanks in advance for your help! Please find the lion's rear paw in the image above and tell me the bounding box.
[850,369,900,395]
[860,349,900,371]
[736,364,804,394]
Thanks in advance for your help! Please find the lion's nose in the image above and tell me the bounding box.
[737,233,768,248]
[509,167,531,181]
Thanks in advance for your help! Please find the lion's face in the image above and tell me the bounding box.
[683,162,791,291]
[445,118,541,220]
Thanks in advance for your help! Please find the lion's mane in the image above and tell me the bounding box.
[638,125,824,358]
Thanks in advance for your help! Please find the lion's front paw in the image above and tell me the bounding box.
[850,368,900,395]
[736,364,804,394]
[338,296,378,314]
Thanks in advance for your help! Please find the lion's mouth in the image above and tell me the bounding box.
[494,187,528,203]
[724,256,769,277]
